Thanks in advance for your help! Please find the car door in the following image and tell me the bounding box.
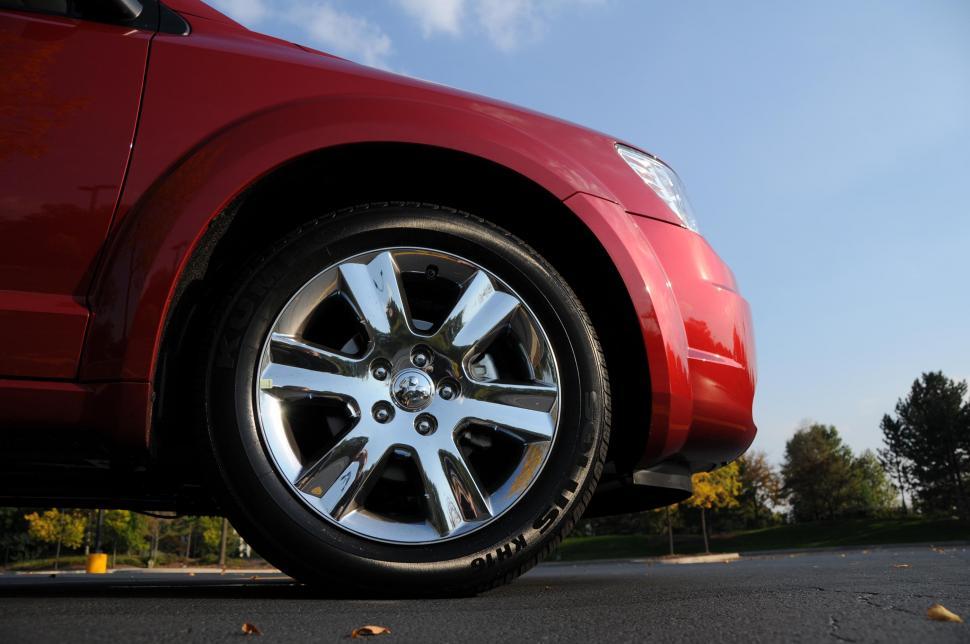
[0,1,152,378]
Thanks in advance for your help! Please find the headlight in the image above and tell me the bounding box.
[615,144,699,233]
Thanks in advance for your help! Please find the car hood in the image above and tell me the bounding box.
[164,0,680,227]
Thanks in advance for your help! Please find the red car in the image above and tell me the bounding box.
[0,0,756,593]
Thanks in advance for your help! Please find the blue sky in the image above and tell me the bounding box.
[209,0,970,465]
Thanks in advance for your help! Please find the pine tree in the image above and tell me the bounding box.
[880,372,969,520]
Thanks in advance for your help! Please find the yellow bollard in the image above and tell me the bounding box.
[86,553,108,574]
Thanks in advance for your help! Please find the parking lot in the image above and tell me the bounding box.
[1,545,967,642]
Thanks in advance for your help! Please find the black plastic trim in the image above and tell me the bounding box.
[158,1,189,35]
[632,461,693,494]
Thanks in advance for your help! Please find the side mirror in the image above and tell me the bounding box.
[110,0,143,20]
[76,0,145,22]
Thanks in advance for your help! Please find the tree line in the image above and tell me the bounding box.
[579,371,970,547]
[0,509,251,570]
[781,371,968,523]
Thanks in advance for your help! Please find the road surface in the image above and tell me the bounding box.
[1,545,967,642]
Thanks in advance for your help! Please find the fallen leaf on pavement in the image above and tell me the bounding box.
[241,622,263,635]
[927,604,963,623]
[892,564,911,569]
[351,625,391,638]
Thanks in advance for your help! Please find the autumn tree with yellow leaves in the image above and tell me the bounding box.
[23,509,87,569]
[683,462,742,553]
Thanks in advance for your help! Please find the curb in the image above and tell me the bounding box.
[9,567,283,576]
[650,552,740,565]
[540,553,741,567]
[540,540,970,567]
[739,540,970,558]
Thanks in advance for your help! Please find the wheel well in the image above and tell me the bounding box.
[154,143,651,492]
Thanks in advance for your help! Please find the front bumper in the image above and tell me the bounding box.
[563,193,756,472]
[633,216,757,469]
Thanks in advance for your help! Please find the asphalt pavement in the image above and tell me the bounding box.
[0,545,967,643]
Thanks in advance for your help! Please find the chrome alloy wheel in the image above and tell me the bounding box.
[255,248,560,544]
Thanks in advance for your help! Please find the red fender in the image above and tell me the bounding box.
[563,194,693,464]
[80,99,692,461]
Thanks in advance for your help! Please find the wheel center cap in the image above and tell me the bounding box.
[391,368,434,411]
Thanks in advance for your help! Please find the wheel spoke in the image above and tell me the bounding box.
[296,426,392,521]
[417,441,491,537]
[259,362,367,406]
[464,380,558,411]
[338,251,410,339]
[456,384,557,443]
[270,333,360,377]
[436,270,519,354]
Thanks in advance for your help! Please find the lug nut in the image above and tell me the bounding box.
[414,414,437,436]
[372,402,393,424]
[411,348,431,368]
[371,361,390,381]
[439,382,458,401]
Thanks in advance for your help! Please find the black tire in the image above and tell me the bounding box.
[202,203,610,596]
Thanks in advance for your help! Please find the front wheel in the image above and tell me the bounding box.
[203,204,610,595]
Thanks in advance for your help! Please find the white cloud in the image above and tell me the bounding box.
[208,0,269,26]
[289,3,394,69]
[203,0,605,68]
[475,0,540,51]
[474,0,606,52]
[206,1,393,69]
[396,0,464,37]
